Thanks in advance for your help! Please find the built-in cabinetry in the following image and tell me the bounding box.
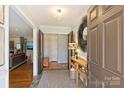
[87,5,124,87]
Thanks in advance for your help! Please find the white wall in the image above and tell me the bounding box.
[0,27,4,66]
[0,26,7,88]
[0,6,9,88]
[33,28,38,76]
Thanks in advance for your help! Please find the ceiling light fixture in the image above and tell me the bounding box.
[55,8,63,20]
[57,9,61,13]
[56,9,62,16]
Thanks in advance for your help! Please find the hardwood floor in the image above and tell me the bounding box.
[9,62,33,88]
[43,61,68,70]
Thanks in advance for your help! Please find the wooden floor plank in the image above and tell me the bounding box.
[43,61,68,70]
[9,62,33,88]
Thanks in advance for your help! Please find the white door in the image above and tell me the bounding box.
[48,34,58,61]
[57,34,68,63]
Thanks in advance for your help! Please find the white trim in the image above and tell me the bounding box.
[40,25,71,34]
[33,28,38,76]
[3,5,9,88]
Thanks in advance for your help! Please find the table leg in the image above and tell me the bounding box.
[75,63,79,85]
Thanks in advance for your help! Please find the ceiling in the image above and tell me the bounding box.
[16,5,90,28]
[9,5,89,37]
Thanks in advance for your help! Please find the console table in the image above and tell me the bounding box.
[70,57,88,87]
[9,53,27,70]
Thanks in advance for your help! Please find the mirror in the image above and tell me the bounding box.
[82,27,87,41]
[78,16,87,52]
[0,27,4,66]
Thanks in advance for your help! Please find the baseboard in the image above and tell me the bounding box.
[9,60,27,71]
[58,61,68,63]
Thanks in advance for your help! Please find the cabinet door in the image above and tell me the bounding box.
[102,11,124,87]
[89,27,98,65]
[88,5,124,88]
[88,25,103,87]
[103,11,123,75]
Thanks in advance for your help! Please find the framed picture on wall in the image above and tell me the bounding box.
[0,5,4,24]
[0,27,4,66]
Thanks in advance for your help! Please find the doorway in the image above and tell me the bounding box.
[9,6,33,88]
[43,33,68,70]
